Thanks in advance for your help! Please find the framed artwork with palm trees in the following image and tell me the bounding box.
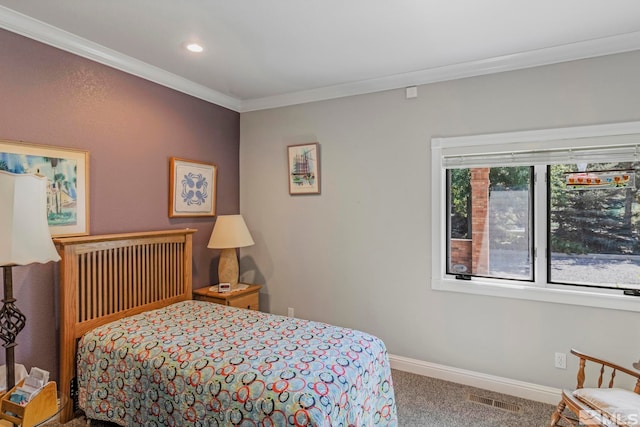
[169,157,217,217]
[0,140,89,237]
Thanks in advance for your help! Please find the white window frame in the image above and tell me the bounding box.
[431,121,640,312]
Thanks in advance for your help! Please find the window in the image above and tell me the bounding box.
[549,162,639,289]
[431,122,640,312]
[447,166,534,282]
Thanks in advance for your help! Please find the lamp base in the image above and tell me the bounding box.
[1,266,26,391]
[218,248,239,290]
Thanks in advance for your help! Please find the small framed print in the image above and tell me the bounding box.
[169,157,217,217]
[288,143,320,195]
[218,282,231,293]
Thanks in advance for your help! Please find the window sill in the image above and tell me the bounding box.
[432,277,640,312]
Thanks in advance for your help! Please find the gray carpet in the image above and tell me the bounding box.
[392,369,556,426]
[43,369,558,426]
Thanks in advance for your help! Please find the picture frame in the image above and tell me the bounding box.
[288,142,320,195]
[0,140,89,237]
[169,157,217,217]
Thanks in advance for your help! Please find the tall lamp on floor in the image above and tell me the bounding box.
[0,171,61,391]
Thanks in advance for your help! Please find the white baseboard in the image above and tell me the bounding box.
[389,353,561,405]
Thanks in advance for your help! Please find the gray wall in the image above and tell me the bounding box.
[0,29,240,378]
[239,51,640,390]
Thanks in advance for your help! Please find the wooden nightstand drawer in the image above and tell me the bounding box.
[193,283,261,311]
[229,293,259,310]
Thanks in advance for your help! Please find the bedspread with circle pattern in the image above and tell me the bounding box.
[77,300,397,426]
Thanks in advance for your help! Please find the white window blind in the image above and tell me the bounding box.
[443,144,639,169]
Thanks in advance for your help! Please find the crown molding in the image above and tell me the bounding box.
[2,6,639,113]
[241,30,640,112]
[0,6,242,112]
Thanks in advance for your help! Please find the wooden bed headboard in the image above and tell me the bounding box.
[53,229,196,423]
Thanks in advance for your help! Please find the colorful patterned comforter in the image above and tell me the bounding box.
[77,300,397,426]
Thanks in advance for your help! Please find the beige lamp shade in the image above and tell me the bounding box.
[207,215,254,290]
[207,215,254,249]
[0,171,60,266]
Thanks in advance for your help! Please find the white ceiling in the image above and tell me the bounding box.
[1,1,640,112]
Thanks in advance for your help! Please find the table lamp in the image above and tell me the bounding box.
[0,171,61,391]
[207,215,254,291]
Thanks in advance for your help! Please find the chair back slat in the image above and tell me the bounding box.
[597,364,605,388]
[608,369,616,389]
[577,358,586,389]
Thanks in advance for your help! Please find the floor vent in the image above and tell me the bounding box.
[468,393,522,413]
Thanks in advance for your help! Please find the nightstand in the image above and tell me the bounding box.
[193,283,261,310]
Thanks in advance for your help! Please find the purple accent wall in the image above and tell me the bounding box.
[0,29,240,379]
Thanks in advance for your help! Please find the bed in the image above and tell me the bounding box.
[54,229,397,426]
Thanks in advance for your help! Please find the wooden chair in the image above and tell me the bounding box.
[550,349,640,426]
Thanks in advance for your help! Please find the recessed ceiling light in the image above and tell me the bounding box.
[185,42,204,53]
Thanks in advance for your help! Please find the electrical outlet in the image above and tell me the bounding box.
[555,352,566,369]
[287,307,294,317]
